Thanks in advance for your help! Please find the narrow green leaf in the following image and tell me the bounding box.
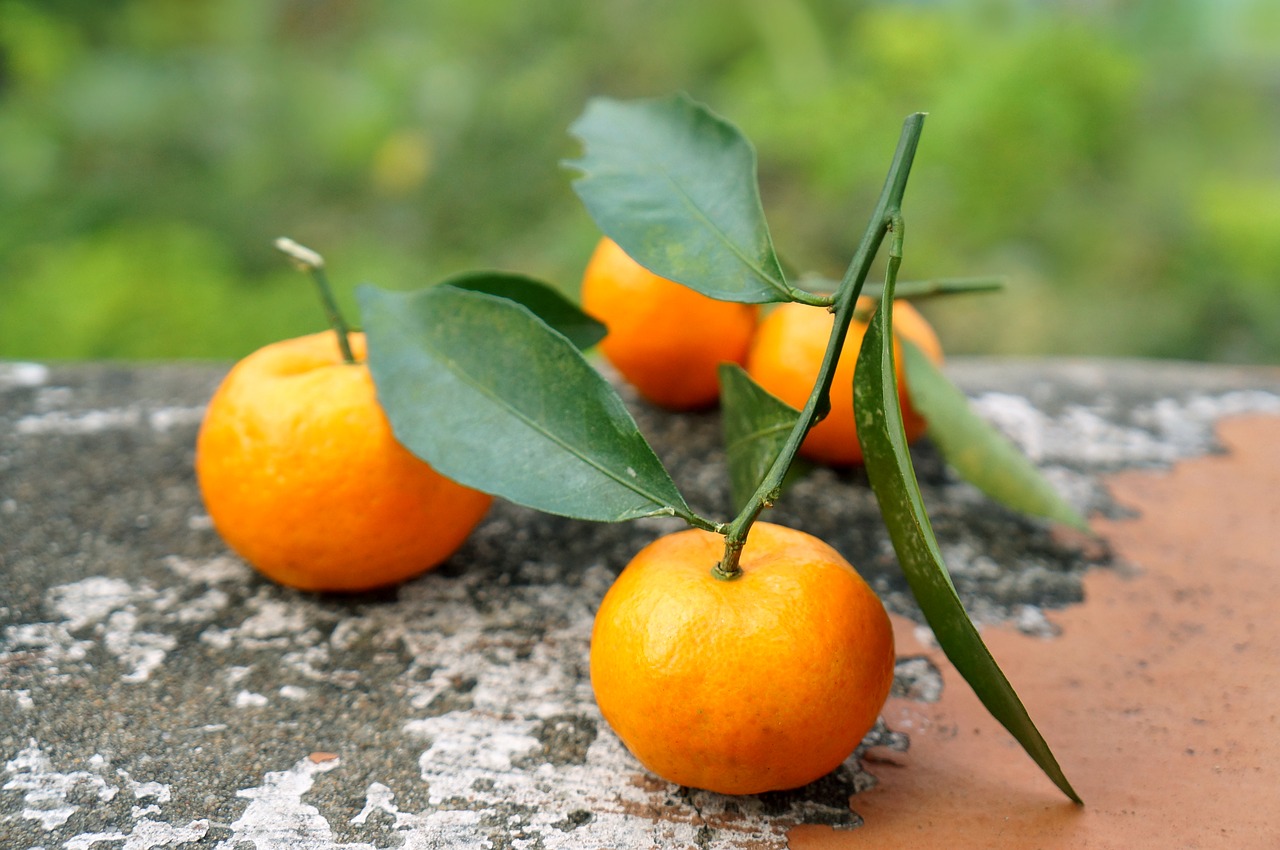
[861,276,1005,301]
[902,343,1089,531]
[441,271,606,351]
[854,296,1082,804]
[358,284,692,523]
[788,276,1003,302]
[719,364,801,513]
[565,93,789,304]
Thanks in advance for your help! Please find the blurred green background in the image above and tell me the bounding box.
[2,0,1278,362]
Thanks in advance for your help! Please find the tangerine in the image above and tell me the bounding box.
[195,330,492,592]
[590,521,895,795]
[745,298,943,465]
[580,237,758,410]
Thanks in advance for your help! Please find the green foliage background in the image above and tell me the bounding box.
[2,0,1277,362]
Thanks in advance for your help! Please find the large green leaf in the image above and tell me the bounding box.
[854,294,1082,804]
[442,271,606,351]
[902,342,1089,530]
[358,284,692,523]
[565,93,789,304]
[719,364,801,513]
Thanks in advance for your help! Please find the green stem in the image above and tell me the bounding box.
[784,287,837,308]
[274,236,357,365]
[715,113,926,579]
[885,213,905,298]
[681,510,729,534]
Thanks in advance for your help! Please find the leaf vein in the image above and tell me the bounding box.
[426,342,680,516]
[650,163,788,298]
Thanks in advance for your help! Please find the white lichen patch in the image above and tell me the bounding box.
[15,407,144,436]
[234,690,269,708]
[125,777,171,808]
[0,622,92,684]
[213,756,378,850]
[3,742,118,830]
[43,577,176,682]
[235,598,313,642]
[2,741,209,848]
[0,362,50,389]
[173,587,231,624]
[279,684,309,701]
[104,610,178,683]
[199,587,328,657]
[116,818,210,850]
[186,513,216,531]
[349,782,396,826]
[5,563,251,686]
[12,404,206,437]
[63,829,128,849]
[147,406,207,432]
[163,554,252,585]
[49,576,139,631]
[971,389,1280,469]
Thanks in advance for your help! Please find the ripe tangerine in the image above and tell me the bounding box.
[195,331,492,592]
[580,237,758,410]
[590,521,895,795]
[745,298,943,466]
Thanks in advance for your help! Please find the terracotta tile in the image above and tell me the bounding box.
[792,414,1280,849]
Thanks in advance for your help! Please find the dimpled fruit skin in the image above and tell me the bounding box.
[746,298,943,466]
[581,237,758,410]
[195,331,492,592]
[589,522,895,795]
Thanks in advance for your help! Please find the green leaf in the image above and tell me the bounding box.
[854,295,1082,805]
[441,271,606,351]
[358,284,692,523]
[719,364,801,513]
[566,93,789,304]
[902,343,1089,531]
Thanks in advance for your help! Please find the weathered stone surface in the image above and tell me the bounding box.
[1,357,1278,848]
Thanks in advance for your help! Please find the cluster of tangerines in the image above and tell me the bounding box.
[581,236,943,462]
[194,237,939,796]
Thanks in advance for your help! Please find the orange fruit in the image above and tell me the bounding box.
[195,331,492,592]
[745,297,943,466]
[590,521,895,795]
[580,237,758,410]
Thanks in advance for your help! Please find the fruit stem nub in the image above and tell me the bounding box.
[275,237,357,365]
[712,539,745,581]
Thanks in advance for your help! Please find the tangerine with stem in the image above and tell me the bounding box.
[195,240,492,592]
[590,521,895,795]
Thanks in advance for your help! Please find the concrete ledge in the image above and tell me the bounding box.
[2,358,1278,848]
